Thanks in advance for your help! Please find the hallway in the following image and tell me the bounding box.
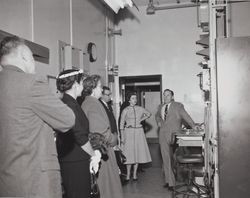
[122,143,173,198]
[123,167,172,198]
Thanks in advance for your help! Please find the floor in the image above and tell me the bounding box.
[122,143,173,198]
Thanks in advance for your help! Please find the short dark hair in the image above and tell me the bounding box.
[102,86,110,94]
[82,74,101,96]
[126,91,137,102]
[56,69,86,93]
[0,36,25,60]
[164,89,174,96]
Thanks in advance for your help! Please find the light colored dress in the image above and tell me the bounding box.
[120,105,152,164]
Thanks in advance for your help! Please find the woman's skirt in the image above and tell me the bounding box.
[122,127,152,164]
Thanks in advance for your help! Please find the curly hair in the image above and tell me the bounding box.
[126,91,137,102]
[82,74,101,96]
[56,69,86,93]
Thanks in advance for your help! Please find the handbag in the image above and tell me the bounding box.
[90,171,100,198]
[115,149,127,165]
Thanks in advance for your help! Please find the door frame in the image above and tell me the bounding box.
[119,74,162,106]
[119,75,162,143]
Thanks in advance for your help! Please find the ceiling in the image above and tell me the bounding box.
[133,0,192,6]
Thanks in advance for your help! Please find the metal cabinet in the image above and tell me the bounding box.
[217,37,250,198]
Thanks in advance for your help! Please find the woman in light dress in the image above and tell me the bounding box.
[120,92,152,181]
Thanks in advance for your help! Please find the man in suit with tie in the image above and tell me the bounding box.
[99,86,129,181]
[99,86,118,135]
[155,89,199,190]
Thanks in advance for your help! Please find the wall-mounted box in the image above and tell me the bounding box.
[64,45,84,70]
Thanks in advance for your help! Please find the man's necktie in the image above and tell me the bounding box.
[164,104,168,120]
[107,104,113,112]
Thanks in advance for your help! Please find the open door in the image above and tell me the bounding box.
[119,75,162,142]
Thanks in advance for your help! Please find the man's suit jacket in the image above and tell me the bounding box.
[155,101,195,144]
[0,65,75,197]
[99,99,118,134]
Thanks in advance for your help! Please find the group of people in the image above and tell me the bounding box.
[0,35,199,198]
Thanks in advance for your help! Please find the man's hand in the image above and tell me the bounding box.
[89,150,101,173]
[193,124,202,132]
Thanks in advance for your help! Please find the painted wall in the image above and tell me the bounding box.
[0,0,32,40]
[0,0,113,83]
[230,2,250,37]
[33,0,70,76]
[115,6,204,123]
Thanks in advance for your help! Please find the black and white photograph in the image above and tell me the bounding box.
[0,0,250,198]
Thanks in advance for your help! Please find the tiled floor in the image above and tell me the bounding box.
[122,143,173,198]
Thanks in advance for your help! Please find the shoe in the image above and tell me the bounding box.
[133,177,138,181]
[168,186,174,191]
[121,179,129,185]
[124,173,130,181]
[125,178,130,182]
[163,183,169,188]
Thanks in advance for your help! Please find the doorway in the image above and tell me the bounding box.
[119,75,162,143]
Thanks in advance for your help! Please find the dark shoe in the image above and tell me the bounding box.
[125,178,130,182]
[121,179,129,185]
[168,186,174,191]
[163,183,169,188]
[133,177,138,181]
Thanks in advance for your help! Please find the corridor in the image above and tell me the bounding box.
[123,143,173,198]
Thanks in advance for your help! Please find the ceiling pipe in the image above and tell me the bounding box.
[154,3,199,10]
[146,0,200,15]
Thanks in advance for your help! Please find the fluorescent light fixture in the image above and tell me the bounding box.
[103,0,133,13]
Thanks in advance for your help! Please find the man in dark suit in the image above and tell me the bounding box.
[99,86,118,135]
[0,36,75,197]
[155,89,199,191]
[99,86,128,182]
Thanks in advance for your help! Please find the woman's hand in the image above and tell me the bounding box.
[89,150,101,173]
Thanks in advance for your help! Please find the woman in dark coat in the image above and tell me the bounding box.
[56,69,101,198]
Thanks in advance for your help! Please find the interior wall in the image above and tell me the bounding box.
[230,2,250,37]
[33,0,70,76]
[72,0,112,81]
[0,0,32,40]
[0,0,112,83]
[115,6,204,123]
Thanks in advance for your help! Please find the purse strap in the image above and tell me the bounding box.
[90,173,97,185]
[90,168,97,185]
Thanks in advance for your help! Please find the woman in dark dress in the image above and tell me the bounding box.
[56,69,101,198]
